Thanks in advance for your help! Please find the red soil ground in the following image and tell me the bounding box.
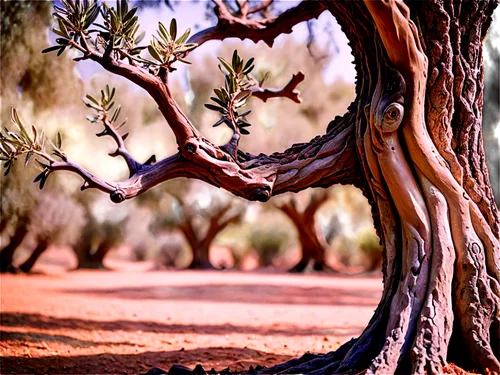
[0,259,382,374]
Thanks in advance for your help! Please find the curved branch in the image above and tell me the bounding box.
[99,117,140,177]
[188,1,327,47]
[252,72,305,103]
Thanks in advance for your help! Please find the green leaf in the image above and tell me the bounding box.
[134,30,145,44]
[218,57,233,74]
[169,18,177,40]
[148,44,163,62]
[24,152,32,166]
[177,57,192,65]
[212,117,226,127]
[111,106,121,122]
[56,132,62,148]
[85,94,99,106]
[57,18,70,37]
[158,22,171,43]
[243,64,254,74]
[121,0,129,18]
[243,57,254,72]
[57,46,66,56]
[56,38,70,45]
[232,50,238,70]
[176,28,191,44]
[204,104,226,114]
[42,45,62,54]
[123,7,137,23]
[210,97,226,108]
[239,110,251,117]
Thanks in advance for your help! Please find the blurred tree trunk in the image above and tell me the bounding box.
[18,240,48,273]
[175,198,243,270]
[277,191,338,273]
[73,237,112,270]
[0,223,28,272]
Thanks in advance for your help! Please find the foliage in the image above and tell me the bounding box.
[249,223,289,267]
[0,1,83,123]
[28,192,86,246]
[205,50,256,135]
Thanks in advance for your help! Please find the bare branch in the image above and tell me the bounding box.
[188,1,327,47]
[99,116,140,177]
[252,72,305,103]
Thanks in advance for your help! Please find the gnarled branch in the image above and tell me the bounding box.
[188,1,327,47]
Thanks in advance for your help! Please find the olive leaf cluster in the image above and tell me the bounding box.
[42,0,196,75]
[85,85,126,131]
[143,19,197,72]
[0,109,65,189]
[205,50,256,135]
[42,0,99,56]
[97,0,145,56]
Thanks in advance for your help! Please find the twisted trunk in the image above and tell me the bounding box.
[0,223,28,272]
[253,1,500,373]
[19,240,48,273]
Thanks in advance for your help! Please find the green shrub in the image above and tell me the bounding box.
[249,225,289,267]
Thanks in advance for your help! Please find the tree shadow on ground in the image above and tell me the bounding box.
[1,347,294,374]
[59,283,381,306]
[0,329,143,348]
[1,312,365,337]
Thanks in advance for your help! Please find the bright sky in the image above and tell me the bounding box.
[77,1,357,84]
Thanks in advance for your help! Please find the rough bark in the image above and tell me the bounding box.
[10,0,499,373]
[163,1,500,374]
[0,223,28,272]
[18,240,48,273]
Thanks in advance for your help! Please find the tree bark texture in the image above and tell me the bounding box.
[0,223,28,272]
[251,1,500,374]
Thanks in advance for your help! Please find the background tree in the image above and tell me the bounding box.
[149,182,245,270]
[275,190,339,273]
[1,0,499,373]
[68,191,126,269]
[0,166,37,272]
[18,192,85,273]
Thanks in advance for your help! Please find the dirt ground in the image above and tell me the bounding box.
[0,258,382,374]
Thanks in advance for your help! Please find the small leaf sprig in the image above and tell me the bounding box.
[43,0,100,56]
[141,19,198,74]
[205,50,256,136]
[0,109,66,189]
[84,84,126,131]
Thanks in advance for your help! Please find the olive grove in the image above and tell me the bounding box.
[1,0,499,374]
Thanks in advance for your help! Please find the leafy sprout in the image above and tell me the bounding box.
[141,19,197,72]
[84,84,126,128]
[42,0,196,76]
[0,109,65,188]
[205,50,256,135]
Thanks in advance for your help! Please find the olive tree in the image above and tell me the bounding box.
[19,192,85,273]
[140,179,247,269]
[1,0,499,373]
[275,190,339,273]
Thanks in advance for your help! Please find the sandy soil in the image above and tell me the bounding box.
[0,263,382,374]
